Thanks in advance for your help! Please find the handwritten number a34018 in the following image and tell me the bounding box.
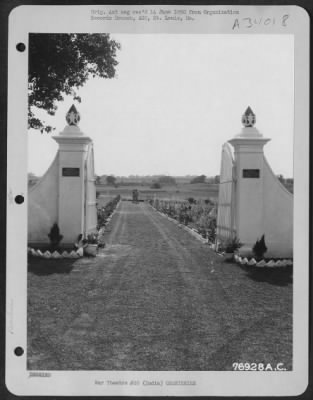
[232,15,289,30]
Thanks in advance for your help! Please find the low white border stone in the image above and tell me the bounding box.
[28,248,83,259]
[234,255,293,268]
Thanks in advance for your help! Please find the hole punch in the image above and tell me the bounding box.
[15,195,24,204]
[16,42,26,52]
[14,347,24,356]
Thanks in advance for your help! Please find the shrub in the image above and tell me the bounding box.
[207,218,217,242]
[48,223,63,250]
[253,234,267,260]
[97,194,120,229]
[86,232,98,244]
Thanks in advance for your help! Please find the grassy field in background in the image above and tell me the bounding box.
[96,182,219,202]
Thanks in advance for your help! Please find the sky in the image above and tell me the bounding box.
[28,34,294,177]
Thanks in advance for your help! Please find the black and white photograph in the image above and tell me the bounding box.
[5,4,309,397]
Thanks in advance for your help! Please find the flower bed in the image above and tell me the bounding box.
[97,195,121,229]
[149,199,217,246]
[149,198,216,243]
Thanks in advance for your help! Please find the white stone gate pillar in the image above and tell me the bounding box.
[53,105,92,244]
[228,107,270,253]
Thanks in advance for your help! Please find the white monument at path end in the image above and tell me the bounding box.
[217,107,293,258]
[28,105,97,247]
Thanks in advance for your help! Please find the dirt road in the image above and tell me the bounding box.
[28,201,292,370]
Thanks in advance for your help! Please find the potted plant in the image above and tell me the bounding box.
[220,236,242,260]
[84,232,98,257]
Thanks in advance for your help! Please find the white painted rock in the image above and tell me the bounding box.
[43,250,52,259]
[61,251,70,258]
[51,251,61,259]
[31,248,38,257]
[241,257,249,265]
[70,250,79,258]
[285,259,293,266]
[76,247,84,257]
[247,258,256,266]
[266,260,276,267]
[275,260,284,267]
[256,260,266,267]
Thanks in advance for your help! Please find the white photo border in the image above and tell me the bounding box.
[6,4,310,397]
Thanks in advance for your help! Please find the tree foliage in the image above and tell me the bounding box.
[151,182,162,189]
[28,33,120,132]
[190,175,206,184]
[106,175,116,186]
[157,175,176,185]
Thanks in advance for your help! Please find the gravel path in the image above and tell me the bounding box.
[28,201,292,370]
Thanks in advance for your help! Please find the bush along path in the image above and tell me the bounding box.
[97,195,121,248]
[149,198,217,246]
[97,195,121,230]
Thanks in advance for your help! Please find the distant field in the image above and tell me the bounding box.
[96,183,219,202]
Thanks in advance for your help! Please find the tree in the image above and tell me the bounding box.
[106,175,116,186]
[28,33,120,132]
[157,176,176,186]
[190,175,206,184]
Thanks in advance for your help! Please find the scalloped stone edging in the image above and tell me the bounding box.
[233,253,293,268]
[28,247,83,259]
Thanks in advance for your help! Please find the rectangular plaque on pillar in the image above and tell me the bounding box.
[242,169,260,178]
[62,167,80,177]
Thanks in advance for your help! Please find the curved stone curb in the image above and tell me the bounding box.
[233,253,293,268]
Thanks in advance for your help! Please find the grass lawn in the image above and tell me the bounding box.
[27,202,292,371]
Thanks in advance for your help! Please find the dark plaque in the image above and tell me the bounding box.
[242,169,260,178]
[62,167,80,177]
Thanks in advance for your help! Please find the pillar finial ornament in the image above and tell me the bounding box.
[242,106,256,127]
[66,104,81,126]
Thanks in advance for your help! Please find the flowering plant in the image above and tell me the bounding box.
[86,233,98,244]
